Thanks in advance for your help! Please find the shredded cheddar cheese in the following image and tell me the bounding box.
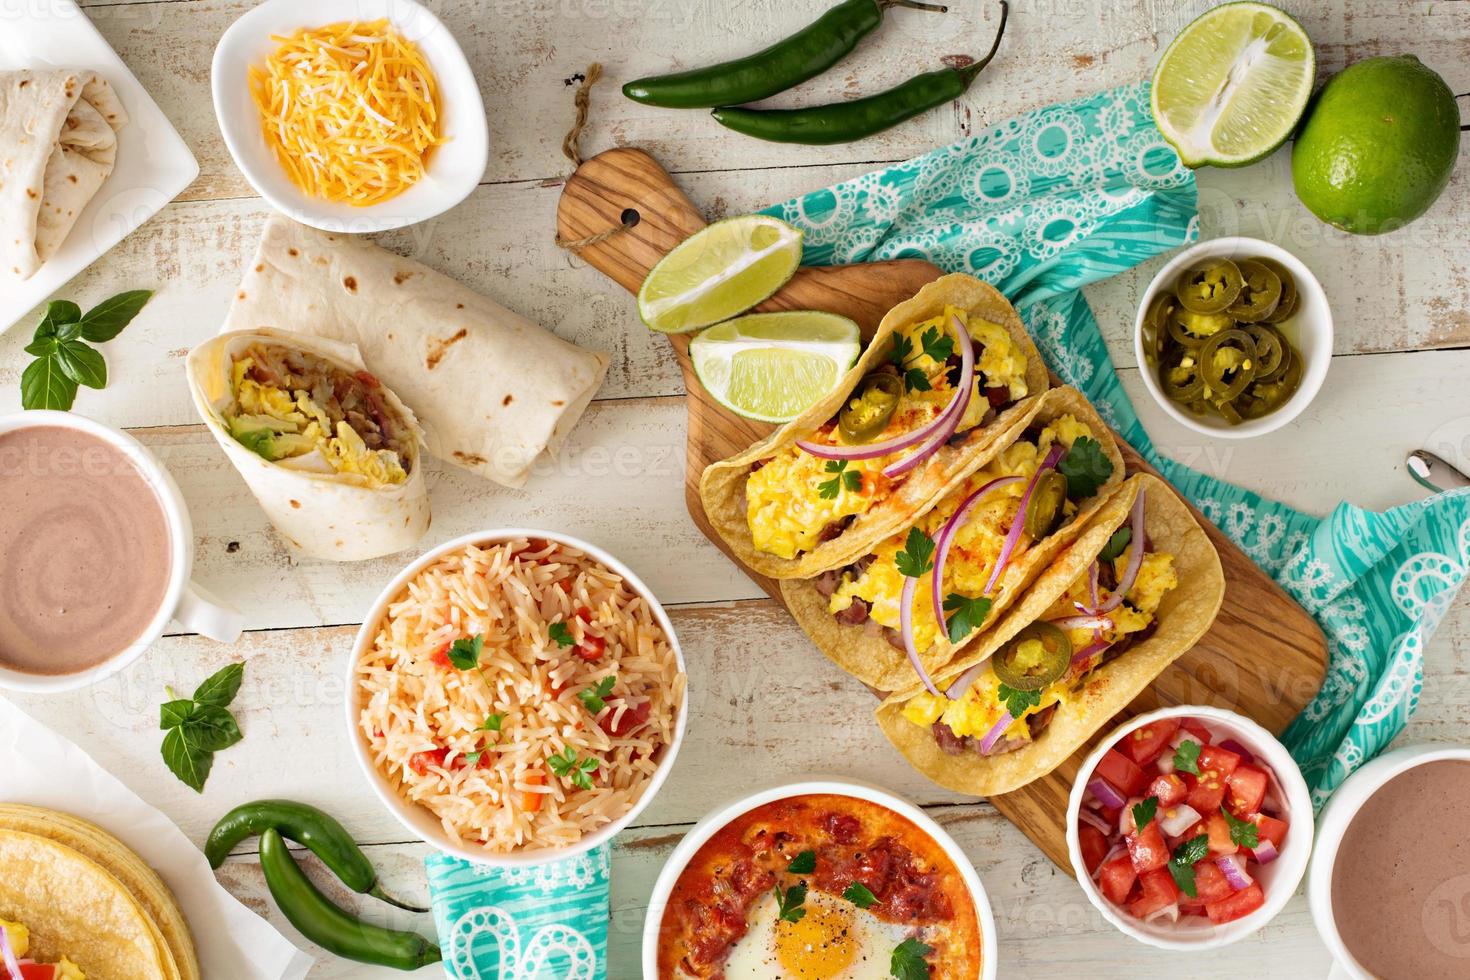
[248,20,447,206]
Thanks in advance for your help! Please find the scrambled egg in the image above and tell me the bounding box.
[830,415,1094,650]
[0,919,85,978]
[902,550,1178,745]
[227,357,407,486]
[745,307,1029,560]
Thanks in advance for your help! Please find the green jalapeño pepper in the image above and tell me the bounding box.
[839,371,902,442]
[711,1,1008,145]
[206,799,426,912]
[258,829,442,971]
[993,621,1071,692]
[1227,259,1282,322]
[1174,258,1243,314]
[1023,470,1068,539]
[1260,258,1300,324]
[623,0,948,109]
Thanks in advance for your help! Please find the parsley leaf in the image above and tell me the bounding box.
[895,528,936,579]
[843,881,878,908]
[1098,527,1132,562]
[1131,796,1158,831]
[480,714,504,733]
[463,750,482,766]
[775,882,808,923]
[1221,807,1260,848]
[903,366,932,392]
[1057,436,1114,501]
[891,937,934,980]
[1168,834,1210,898]
[1173,739,1201,776]
[787,850,816,875]
[446,634,485,670]
[943,593,992,644]
[888,334,914,367]
[996,683,1040,719]
[159,662,246,793]
[818,459,862,500]
[577,675,617,714]
[919,325,954,364]
[548,746,600,790]
[548,622,576,647]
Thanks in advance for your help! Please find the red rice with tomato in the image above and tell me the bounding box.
[355,537,685,851]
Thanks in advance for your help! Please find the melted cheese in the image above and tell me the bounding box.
[248,20,446,206]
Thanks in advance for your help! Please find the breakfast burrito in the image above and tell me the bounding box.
[782,386,1126,691]
[0,70,127,280]
[186,328,430,561]
[223,215,610,488]
[876,473,1225,797]
[700,273,1049,579]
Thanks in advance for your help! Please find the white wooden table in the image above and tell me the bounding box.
[4,0,1467,975]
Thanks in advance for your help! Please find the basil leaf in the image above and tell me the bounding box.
[20,356,78,411]
[79,289,152,343]
[186,704,244,752]
[23,334,60,358]
[159,699,195,730]
[161,727,212,793]
[56,341,107,389]
[193,662,245,707]
[38,300,81,336]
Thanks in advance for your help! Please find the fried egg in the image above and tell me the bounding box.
[722,888,910,979]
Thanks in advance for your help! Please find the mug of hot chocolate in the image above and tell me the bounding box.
[1310,745,1470,979]
[0,411,243,692]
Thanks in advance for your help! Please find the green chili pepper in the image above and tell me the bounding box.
[259,829,442,971]
[710,1,1008,145]
[206,799,426,912]
[623,0,948,109]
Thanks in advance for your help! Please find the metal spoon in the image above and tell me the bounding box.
[1407,449,1470,493]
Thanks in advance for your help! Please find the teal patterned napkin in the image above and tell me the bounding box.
[425,844,610,979]
[760,80,1470,810]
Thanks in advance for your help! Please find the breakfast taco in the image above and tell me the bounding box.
[782,386,1125,691]
[0,829,174,980]
[875,474,1225,797]
[186,328,430,562]
[700,273,1049,579]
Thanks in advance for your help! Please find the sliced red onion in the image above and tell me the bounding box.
[983,442,1066,596]
[1078,805,1113,836]
[1070,640,1111,669]
[1216,853,1253,891]
[1049,614,1114,632]
[1096,489,1147,614]
[881,314,977,480]
[1251,839,1280,864]
[1088,776,1128,810]
[1219,739,1256,764]
[899,574,942,697]
[979,711,1013,754]
[944,657,992,701]
[930,474,1025,627]
[0,926,20,980]
[1159,803,1202,837]
[1092,842,1127,881]
[1143,902,1181,924]
[796,420,938,462]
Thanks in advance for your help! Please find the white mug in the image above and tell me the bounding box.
[1309,744,1470,979]
[0,411,243,693]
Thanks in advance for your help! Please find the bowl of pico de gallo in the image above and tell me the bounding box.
[1065,705,1313,949]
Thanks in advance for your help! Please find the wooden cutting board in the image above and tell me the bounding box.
[556,147,1328,871]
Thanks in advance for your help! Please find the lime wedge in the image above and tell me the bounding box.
[1151,2,1315,168]
[690,311,861,422]
[637,215,803,334]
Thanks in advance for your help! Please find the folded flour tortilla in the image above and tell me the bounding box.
[0,70,127,280]
[223,216,610,488]
[187,328,431,562]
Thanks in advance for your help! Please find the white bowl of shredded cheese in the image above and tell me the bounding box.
[212,0,488,232]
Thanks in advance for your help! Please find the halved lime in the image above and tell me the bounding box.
[1151,2,1315,168]
[690,311,861,422]
[637,215,803,334]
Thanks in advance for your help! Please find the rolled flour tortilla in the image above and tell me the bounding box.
[187,328,431,562]
[0,70,128,280]
[224,215,611,488]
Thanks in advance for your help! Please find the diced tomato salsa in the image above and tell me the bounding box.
[1077,716,1289,927]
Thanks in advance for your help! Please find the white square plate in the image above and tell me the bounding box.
[0,0,198,336]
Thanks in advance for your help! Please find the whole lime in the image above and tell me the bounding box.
[1291,55,1461,235]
